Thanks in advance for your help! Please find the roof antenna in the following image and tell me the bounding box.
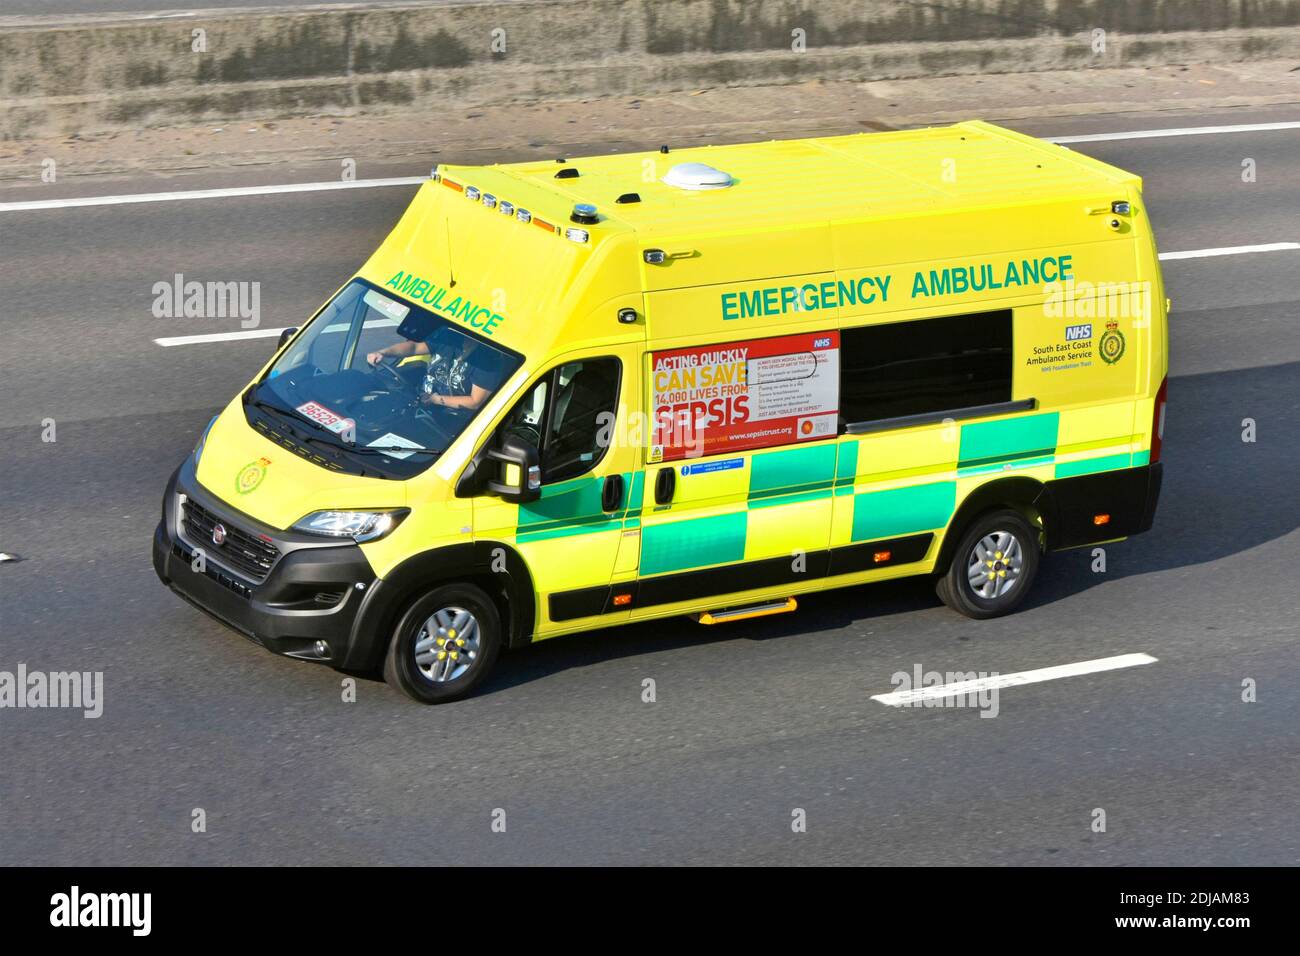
[443,215,457,288]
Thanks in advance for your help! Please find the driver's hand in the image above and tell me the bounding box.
[366,350,385,366]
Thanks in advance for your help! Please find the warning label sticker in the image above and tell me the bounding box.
[650,330,839,462]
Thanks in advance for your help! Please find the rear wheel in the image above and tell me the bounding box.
[936,509,1040,619]
[383,583,502,703]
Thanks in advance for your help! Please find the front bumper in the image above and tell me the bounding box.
[152,458,377,664]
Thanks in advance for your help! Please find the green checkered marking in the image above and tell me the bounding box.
[851,481,956,542]
[834,440,859,495]
[516,472,633,543]
[640,510,747,576]
[747,444,837,504]
[959,412,1059,470]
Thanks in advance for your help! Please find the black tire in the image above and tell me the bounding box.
[935,509,1041,620]
[383,583,502,703]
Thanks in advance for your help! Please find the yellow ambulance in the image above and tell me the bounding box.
[153,121,1167,702]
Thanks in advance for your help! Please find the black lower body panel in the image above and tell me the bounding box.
[1037,462,1163,551]
[547,532,934,622]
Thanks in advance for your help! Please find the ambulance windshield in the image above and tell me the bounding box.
[244,280,522,478]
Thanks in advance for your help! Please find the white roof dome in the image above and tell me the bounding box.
[662,162,733,191]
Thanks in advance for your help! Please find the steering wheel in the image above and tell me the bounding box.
[372,357,412,391]
[505,423,542,449]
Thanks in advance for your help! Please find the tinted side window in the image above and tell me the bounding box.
[542,358,621,482]
[839,310,1012,424]
[495,357,621,484]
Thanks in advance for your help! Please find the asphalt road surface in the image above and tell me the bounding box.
[0,109,1297,866]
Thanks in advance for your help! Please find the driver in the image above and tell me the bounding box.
[366,332,491,411]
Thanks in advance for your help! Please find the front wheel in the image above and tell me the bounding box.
[936,509,1041,619]
[383,583,502,703]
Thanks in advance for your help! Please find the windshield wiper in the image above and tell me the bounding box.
[347,445,441,458]
[245,395,389,476]
[292,434,393,475]
[245,391,439,468]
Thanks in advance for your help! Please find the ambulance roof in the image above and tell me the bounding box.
[439,121,1140,239]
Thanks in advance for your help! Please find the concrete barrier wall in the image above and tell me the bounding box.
[4,0,1300,139]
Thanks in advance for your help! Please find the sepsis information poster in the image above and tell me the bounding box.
[650,330,840,462]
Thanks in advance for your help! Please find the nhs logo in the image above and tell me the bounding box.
[1065,323,1093,341]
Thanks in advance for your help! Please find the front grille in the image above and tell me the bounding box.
[181,498,279,582]
[171,542,253,600]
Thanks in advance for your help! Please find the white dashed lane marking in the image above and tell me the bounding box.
[870,652,1158,706]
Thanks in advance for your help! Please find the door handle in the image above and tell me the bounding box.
[654,466,675,505]
[601,473,625,512]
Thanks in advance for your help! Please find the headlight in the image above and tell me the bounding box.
[292,509,409,544]
[193,415,218,466]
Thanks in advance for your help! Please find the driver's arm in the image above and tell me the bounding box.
[366,340,429,365]
[428,383,490,410]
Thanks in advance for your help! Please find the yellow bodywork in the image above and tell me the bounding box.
[194,121,1168,641]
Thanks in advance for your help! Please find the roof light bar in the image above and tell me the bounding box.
[442,180,593,244]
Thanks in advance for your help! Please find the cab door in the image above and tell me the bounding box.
[472,344,643,636]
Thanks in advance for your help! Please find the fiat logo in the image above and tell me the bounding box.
[211,523,227,547]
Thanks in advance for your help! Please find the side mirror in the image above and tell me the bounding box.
[277,327,298,349]
[484,436,541,503]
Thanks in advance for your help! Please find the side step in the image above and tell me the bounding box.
[692,597,797,625]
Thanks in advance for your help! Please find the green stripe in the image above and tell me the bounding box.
[959,412,1059,468]
[749,488,833,509]
[748,478,834,502]
[625,470,644,512]
[517,517,623,543]
[516,471,638,539]
[1131,450,1150,466]
[517,475,604,529]
[852,481,956,542]
[749,444,837,496]
[958,453,1054,477]
[641,511,747,575]
[1054,452,1132,479]
[835,440,859,485]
